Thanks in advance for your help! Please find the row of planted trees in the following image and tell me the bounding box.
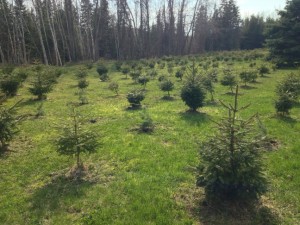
[0,56,299,212]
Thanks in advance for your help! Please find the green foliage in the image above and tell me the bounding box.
[53,68,63,77]
[239,70,258,86]
[274,72,300,115]
[115,61,123,71]
[1,50,300,224]
[99,73,109,82]
[138,75,150,89]
[241,15,265,50]
[158,75,166,82]
[121,66,130,79]
[97,64,108,75]
[56,107,99,168]
[147,70,157,80]
[181,78,206,111]
[276,73,300,100]
[139,109,154,133]
[127,90,145,108]
[159,79,174,97]
[197,86,267,203]
[201,75,215,102]
[0,78,20,96]
[76,68,88,79]
[42,69,59,84]
[275,94,293,115]
[85,61,93,70]
[14,70,28,83]
[266,0,300,66]
[258,65,270,77]
[206,69,218,83]
[149,62,155,69]
[29,73,53,100]
[0,99,22,151]
[1,65,15,75]
[129,71,140,83]
[35,102,44,118]
[78,89,88,105]
[108,81,119,95]
[167,65,174,74]
[159,62,165,69]
[77,79,89,89]
[175,70,184,80]
[221,70,237,93]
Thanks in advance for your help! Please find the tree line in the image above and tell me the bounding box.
[0,0,275,65]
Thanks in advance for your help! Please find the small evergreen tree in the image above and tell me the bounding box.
[97,64,109,81]
[115,61,123,71]
[139,109,154,133]
[197,86,267,203]
[239,71,255,86]
[0,98,23,152]
[201,75,215,102]
[206,69,218,83]
[138,75,150,90]
[130,71,140,83]
[159,79,174,97]
[77,78,89,105]
[175,70,184,81]
[29,73,53,100]
[276,73,300,100]
[108,81,119,95]
[274,73,300,115]
[148,70,157,80]
[121,66,130,79]
[56,107,99,169]
[0,78,20,96]
[181,62,206,111]
[1,65,15,75]
[76,68,88,79]
[13,70,28,84]
[78,79,89,89]
[96,64,108,75]
[127,90,145,108]
[275,94,293,115]
[221,70,237,93]
[258,65,270,77]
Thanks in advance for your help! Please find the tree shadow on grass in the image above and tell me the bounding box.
[176,186,280,225]
[17,98,41,107]
[161,96,175,101]
[205,101,219,107]
[29,174,95,222]
[196,201,280,225]
[240,85,257,90]
[273,114,298,127]
[223,92,244,96]
[293,101,300,108]
[106,95,121,99]
[179,110,210,125]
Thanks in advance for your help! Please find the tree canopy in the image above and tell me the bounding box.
[267,0,300,66]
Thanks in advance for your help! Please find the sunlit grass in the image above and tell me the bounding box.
[0,50,299,224]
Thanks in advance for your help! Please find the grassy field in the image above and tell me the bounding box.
[0,50,299,225]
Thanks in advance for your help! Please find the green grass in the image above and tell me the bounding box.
[0,50,300,224]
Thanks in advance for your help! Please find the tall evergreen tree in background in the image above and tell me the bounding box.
[267,0,300,66]
[214,0,241,50]
[241,15,265,50]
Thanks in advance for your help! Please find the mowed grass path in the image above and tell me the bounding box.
[0,51,299,224]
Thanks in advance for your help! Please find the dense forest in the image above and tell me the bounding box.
[0,0,273,65]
